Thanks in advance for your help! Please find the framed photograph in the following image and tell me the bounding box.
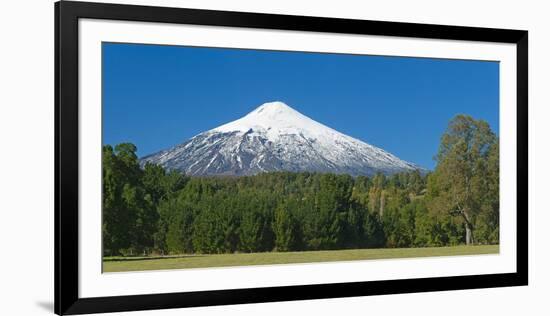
[55,1,528,314]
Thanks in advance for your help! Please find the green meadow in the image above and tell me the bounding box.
[103,245,498,272]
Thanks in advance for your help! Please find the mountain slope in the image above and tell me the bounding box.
[141,101,423,176]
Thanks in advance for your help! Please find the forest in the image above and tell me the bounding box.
[102,115,499,256]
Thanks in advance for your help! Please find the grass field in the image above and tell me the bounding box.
[103,245,498,272]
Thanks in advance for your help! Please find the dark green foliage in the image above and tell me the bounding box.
[238,192,274,252]
[103,164,497,255]
[102,144,187,256]
[362,211,386,248]
[273,202,299,251]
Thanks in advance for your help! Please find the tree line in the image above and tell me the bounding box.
[103,114,499,256]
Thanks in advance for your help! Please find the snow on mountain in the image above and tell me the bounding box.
[140,101,423,176]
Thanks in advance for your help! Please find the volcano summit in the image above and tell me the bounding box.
[141,101,423,176]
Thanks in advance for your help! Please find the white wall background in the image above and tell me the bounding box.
[0,0,547,315]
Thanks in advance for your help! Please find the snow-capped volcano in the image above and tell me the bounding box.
[141,101,423,176]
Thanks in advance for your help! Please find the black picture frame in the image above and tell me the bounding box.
[55,1,528,315]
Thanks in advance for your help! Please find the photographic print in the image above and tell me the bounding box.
[101,43,500,273]
[55,2,527,314]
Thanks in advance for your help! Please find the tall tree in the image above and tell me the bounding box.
[272,202,298,251]
[427,115,498,245]
[102,145,130,255]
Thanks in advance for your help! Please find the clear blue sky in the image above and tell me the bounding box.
[103,42,499,170]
